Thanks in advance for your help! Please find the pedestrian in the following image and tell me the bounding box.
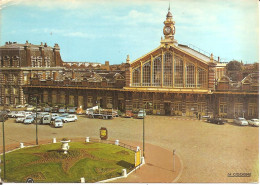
[199,113,201,120]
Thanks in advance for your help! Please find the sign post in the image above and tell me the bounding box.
[135,147,142,167]
[100,127,108,140]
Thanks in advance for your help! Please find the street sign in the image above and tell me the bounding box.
[135,149,141,167]
[100,127,108,140]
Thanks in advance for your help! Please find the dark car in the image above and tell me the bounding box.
[207,117,226,125]
[52,106,59,113]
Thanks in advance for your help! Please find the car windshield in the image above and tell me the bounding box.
[26,116,33,119]
[238,118,246,121]
[251,119,259,122]
[56,120,62,122]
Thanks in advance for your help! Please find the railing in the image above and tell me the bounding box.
[89,138,137,152]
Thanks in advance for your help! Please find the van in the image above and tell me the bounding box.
[41,115,51,125]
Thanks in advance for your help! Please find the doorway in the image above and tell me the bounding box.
[164,103,171,115]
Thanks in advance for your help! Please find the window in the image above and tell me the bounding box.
[132,67,141,86]
[31,56,36,67]
[45,57,51,67]
[37,56,42,67]
[5,88,10,94]
[248,103,258,116]
[186,62,195,88]
[142,62,151,86]
[174,56,183,87]
[197,67,207,88]
[153,102,160,110]
[173,102,182,111]
[13,88,18,95]
[107,97,112,105]
[163,52,173,87]
[87,96,92,104]
[152,56,162,86]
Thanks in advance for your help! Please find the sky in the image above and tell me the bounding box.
[0,0,259,64]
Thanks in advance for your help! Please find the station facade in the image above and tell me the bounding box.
[0,8,258,119]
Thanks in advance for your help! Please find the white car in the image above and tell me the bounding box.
[13,111,26,118]
[248,119,259,127]
[16,105,25,108]
[137,110,146,119]
[16,115,27,123]
[54,119,63,128]
[234,117,248,126]
[62,115,78,122]
[26,105,35,111]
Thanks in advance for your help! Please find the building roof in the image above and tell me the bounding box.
[0,41,54,50]
[177,44,217,63]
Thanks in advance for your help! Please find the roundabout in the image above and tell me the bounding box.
[1,141,136,183]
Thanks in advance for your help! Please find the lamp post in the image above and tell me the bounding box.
[1,113,6,181]
[142,102,151,158]
[31,96,38,145]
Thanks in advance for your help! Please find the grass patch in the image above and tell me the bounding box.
[1,142,135,183]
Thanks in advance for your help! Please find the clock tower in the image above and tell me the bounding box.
[161,6,177,46]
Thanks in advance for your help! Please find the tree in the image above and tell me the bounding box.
[226,60,243,71]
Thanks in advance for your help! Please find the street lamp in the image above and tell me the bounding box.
[0,112,7,181]
[31,96,39,145]
[142,102,151,158]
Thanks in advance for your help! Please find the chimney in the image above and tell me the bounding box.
[210,53,214,62]
[126,55,130,63]
[218,57,220,62]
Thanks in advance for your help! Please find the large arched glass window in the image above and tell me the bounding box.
[153,56,162,86]
[197,67,207,88]
[142,61,151,86]
[132,67,141,86]
[186,62,195,88]
[163,52,173,87]
[174,56,183,87]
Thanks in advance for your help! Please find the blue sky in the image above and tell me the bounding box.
[0,0,259,64]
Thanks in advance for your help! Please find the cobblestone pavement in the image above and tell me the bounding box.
[0,115,258,182]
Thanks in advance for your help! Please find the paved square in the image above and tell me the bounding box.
[0,115,258,182]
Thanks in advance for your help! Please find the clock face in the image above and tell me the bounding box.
[164,26,171,34]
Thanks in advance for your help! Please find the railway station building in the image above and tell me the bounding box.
[0,8,258,119]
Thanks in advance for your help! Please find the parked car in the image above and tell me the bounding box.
[40,115,52,125]
[51,113,60,121]
[54,118,63,128]
[207,117,226,125]
[62,115,78,122]
[24,116,35,124]
[43,107,52,112]
[34,107,42,112]
[13,111,26,118]
[125,110,134,118]
[52,106,59,113]
[26,105,35,111]
[248,119,259,127]
[234,117,248,126]
[58,107,66,113]
[16,105,25,108]
[16,115,27,123]
[76,106,83,114]
[8,111,18,118]
[137,110,146,119]
[68,107,76,114]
